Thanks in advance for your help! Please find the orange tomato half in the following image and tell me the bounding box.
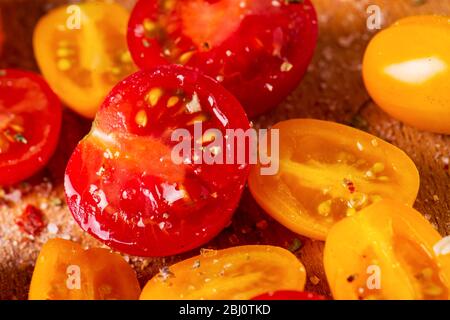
[29,238,141,300]
[248,119,419,240]
[33,2,136,118]
[363,15,450,134]
[324,200,450,300]
[140,245,306,300]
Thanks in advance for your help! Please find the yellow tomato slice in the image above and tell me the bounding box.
[140,245,306,300]
[29,239,141,300]
[363,15,450,134]
[324,200,450,300]
[33,2,136,118]
[248,119,419,240]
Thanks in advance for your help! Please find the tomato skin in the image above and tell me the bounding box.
[0,13,4,56]
[0,69,62,186]
[363,15,450,134]
[140,245,306,300]
[33,2,136,118]
[248,119,419,240]
[65,65,250,257]
[127,0,318,118]
[252,290,325,300]
[29,238,141,300]
[324,200,450,300]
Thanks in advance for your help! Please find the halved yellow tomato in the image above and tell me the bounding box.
[33,2,136,118]
[140,245,306,300]
[248,119,419,240]
[324,200,450,300]
[363,15,450,134]
[29,238,141,300]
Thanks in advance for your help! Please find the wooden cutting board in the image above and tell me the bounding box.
[0,0,449,300]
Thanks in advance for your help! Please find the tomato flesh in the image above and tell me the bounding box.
[127,0,318,118]
[248,119,419,240]
[29,239,141,300]
[324,200,450,300]
[140,245,306,300]
[0,69,61,186]
[65,65,250,257]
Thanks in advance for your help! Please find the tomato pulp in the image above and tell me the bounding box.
[0,69,62,185]
[127,0,318,118]
[65,65,250,257]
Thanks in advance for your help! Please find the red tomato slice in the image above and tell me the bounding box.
[65,65,250,257]
[127,0,318,118]
[252,290,325,300]
[0,69,62,185]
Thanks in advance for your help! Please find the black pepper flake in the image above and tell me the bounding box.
[347,274,358,282]
[285,0,304,4]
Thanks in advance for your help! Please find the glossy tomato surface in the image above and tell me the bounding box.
[363,15,450,134]
[127,0,318,118]
[0,69,61,186]
[65,65,250,257]
[140,245,306,300]
[324,200,450,300]
[29,238,141,300]
[33,2,137,118]
[252,290,325,300]
[248,119,420,240]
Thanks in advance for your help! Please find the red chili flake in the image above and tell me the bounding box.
[444,164,449,171]
[256,219,268,230]
[15,204,45,236]
[228,233,240,245]
[344,178,356,193]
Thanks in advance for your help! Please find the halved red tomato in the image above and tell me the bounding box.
[0,69,62,186]
[65,65,250,257]
[127,0,318,118]
[252,290,325,300]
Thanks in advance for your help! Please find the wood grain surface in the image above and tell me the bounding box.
[0,0,449,300]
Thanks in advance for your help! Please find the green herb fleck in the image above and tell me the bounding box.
[288,238,302,253]
[348,115,369,131]
[14,133,28,144]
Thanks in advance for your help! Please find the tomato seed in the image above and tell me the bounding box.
[146,88,163,107]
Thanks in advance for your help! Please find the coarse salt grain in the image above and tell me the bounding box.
[434,236,450,256]
[47,223,58,234]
